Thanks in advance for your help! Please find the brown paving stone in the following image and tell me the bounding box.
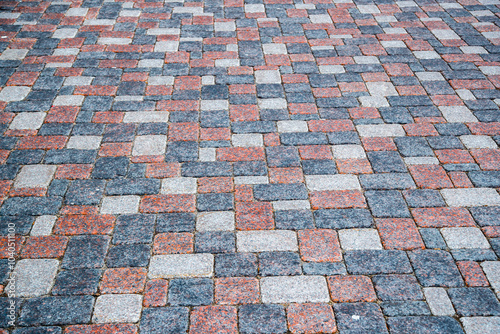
[376,218,425,250]
[215,277,260,305]
[189,306,238,334]
[100,267,147,294]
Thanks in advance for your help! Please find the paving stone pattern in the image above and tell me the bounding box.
[1,0,500,332]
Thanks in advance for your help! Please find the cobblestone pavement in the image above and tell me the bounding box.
[1,0,500,333]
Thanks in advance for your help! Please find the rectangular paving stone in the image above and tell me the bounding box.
[344,250,413,275]
[237,231,298,252]
[148,254,214,278]
[260,276,330,303]
[92,294,143,323]
[305,175,361,191]
[441,188,500,207]
[8,259,59,297]
[18,296,94,326]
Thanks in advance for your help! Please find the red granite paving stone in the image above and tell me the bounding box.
[168,123,200,141]
[145,85,173,95]
[448,172,473,188]
[298,145,333,160]
[20,236,68,258]
[482,226,500,238]
[99,143,133,157]
[263,132,280,146]
[336,159,373,174]
[54,215,115,235]
[298,229,342,262]
[0,181,11,205]
[450,79,494,90]
[4,129,37,137]
[229,105,259,121]
[0,236,22,259]
[0,150,7,164]
[435,149,475,164]
[60,206,99,215]
[92,112,124,124]
[236,202,274,230]
[6,72,39,86]
[376,219,425,250]
[470,149,500,170]
[200,128,231,141]
[122,72,148,82]
[229,84,256,94]
[349,107,380,119]
[468,122,500,136]
[403,123,439,136]
[55,165,93,180]
[310,190,367,209]
[282,74,308,83]
[215,277,260,305]
[362,137,397,151]
[217,147,265,161]
[16,136,67,150]
[457,261,489,287]
[145,163,180,178]
[312,87,341,98]
[45,106,79,123]
[289,103,318,116]
[198,177,234,193]
[100,268,147,294]
[383,63,413,76]
[189,306,238,334]
[73,85,117,96]
[327,275,377,302]
[308,120,354,132]
[140,195,196,213]
[412,207,476,228]
[235,185,253,202]
[64,324,138,334]
[9,188,46,197]
[409,165,453,189]
[154,233,194,254]
[397,85,427,96]
[143,279,168,307]
[269,167,304,183]
[287,303,337,334]
[338,82,367,93]
[431,95,464,106]
[361,72,390,82]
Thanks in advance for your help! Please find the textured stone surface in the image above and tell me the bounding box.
[260,276,329,303]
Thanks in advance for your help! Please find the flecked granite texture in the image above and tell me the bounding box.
[1,0,500,332]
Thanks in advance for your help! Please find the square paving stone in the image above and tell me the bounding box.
[365,190,411,218]
[106,244,151,268]
[62,236,110,269]
[112,214,155,244]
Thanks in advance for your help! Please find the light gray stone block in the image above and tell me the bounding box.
[461,317,500,334]
[305,175,361,191]
[196,211,235,231]
[8,259,59,297]
[0,86,31,102]
[237,231,298,252]
[261,276,330,303]
[441,188,500,207]
[92,294,143,323]
[9,112,46,130]
[30,215,57,236]
[338,229,383,250]
[148,254,214,278]
[67,136,102,150]
[424,287,455,316]
[161,178,197,194]
[132,135,167,156]
[100,196,140,214]
[14,165,56,189]
[441,227,490,249]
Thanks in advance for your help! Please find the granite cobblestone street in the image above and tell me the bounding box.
[1,0,500,332]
